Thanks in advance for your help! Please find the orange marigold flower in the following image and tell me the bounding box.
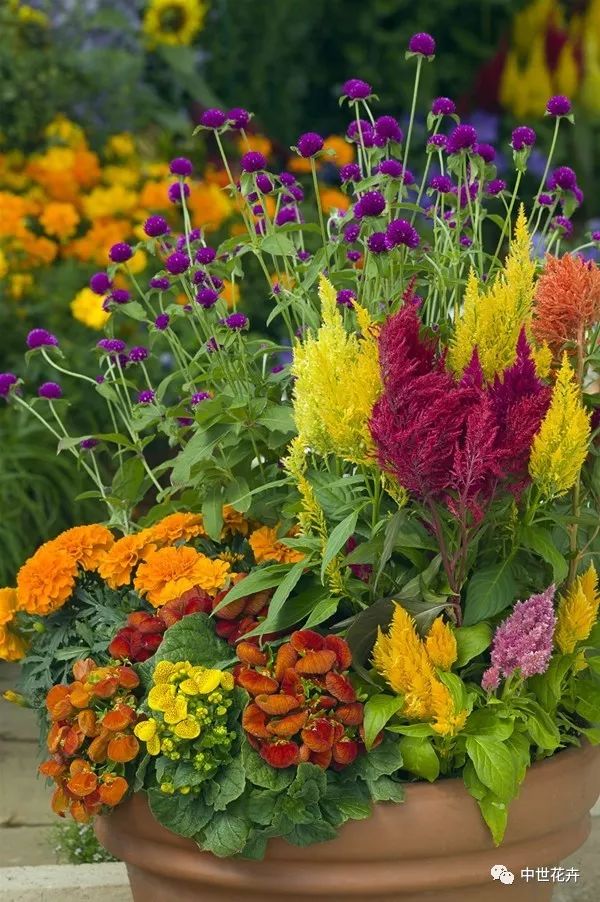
[147,512,205,546]
[221,504,249,538]
[134,546,230,606]
[532,254,600,352]
[0,624,27,661]
[16,543,78,615]
[248,525,305,565]
[97,531,156,589]
[39,201,80,240]
[52,524,114,571]
[0,587,17,626]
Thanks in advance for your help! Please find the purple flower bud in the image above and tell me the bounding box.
[199,108,227,129]
[346,120,376,146]
[80,438,99,450]
[149,276,171,290]
[340,163,361,182]
[191,391,211,406]
[355,190,386,218]
[343,223,361,242]
[240,151,266,173]
[27,328,58,350]
[155,314,170,331]
[537,193,554,206]
[427,134,448,150]
[408,32,436,56]
[431,96,456,116]
[429,175,453,193]
[573,186,584,205]
[128,346,149,363]
[177,417,193,427]
[546,95,572,117]
[279,172,296,187]
[210,275,223,290]
[224,108,249,130]
[486,179,507,196]
[378,159,403,178]
[0,373,18,398]
[297,250,311,262]
[386,218,420,248]
[38,381,62,399]
[367,231,391,254]
[169,156,193,177]
[137,390,155,405]
[95,375,105,384]
[222,312,248,330]
[144,215,170,237]
[336,289,356,308]
[275,206,300,226]
[347,250,361,262]
[548,165,578,191]
[511,125,537,150]
[271,364,285,374]
[196,246,216,265]
[592,230,600,242]
[165,251,190,275]
[168,182,190,204]
[97,339,126,354]
[256,173,273,193]
[251,203,264,216]
[446,124,478,154]
[89,272,112,295]
[552,215,573,237]
[109,242,133,263]
[460,235,473,248]
[375,115,403,143]
[474,142,495,163]
[255,219,266,236]
[341,78,372,100]
[110,289,131,305]
[196,288,219,308]
[296,132,324,158]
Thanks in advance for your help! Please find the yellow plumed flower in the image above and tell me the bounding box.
[555,41,579,98]
[430,681,468,738]
[580,37,600,116]
[0,588,18,626]
[425,617,457,671]
[134,546,230,606]
[555,564,599,654]
[17,543,78,615]
[499,51,521,112]
[147,512,205,546]
[292,275,381,463]
[71,287,110,330]
[143,0,206,47]
[449,208,544,381]
[51,524,114,571]
[520,36,553,118]
[529,355,591,498]
[372,604,437,719]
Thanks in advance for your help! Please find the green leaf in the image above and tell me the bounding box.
[321,511,359,581]
[152,613,231,669]
[525,705,561,751]
[385,722,436,737]
[463,561,517,625]
[465,735,519,800]
[454,623,493,666]
[363,693,404,750]
[366,775,405,803]
[260,234,296,256]
[211,759,246,811]
[212,565,291,614]
[242,742,296,791]
[260,560,305,625]
[170,427,224,486]
[148,788,212,838]
[399,736,440,782]
[304,595,339,628]
[202,485,223,541]
[464,709,514,739]
[575,680,600,722]
[200,812,250,858]
[241,585,327,638]
[117,300,147,321]
[520,525,568,583]
[111,457,145,505]
[257,405,295,434]
[345,597,394,680]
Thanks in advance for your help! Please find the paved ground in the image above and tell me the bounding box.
[1,662,599,898]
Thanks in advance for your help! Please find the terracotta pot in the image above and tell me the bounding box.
[96,743,600,902]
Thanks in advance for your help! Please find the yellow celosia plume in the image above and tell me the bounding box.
[555,563,599,654]
[529,355,591,498]
[449,207,549,381]
[291,275,381,464]
[425,617,458,671]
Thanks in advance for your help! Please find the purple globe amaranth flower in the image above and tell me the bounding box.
[275,206,300,227]
[251,203,264,216]
[446,124,478,154]
[38,381,62,399]
[95,375,105,384]
[0,373,18,398]
[481,585,556,691]
[511,126,537,150]
[199,108,227,129]
[552,215,573,237]
[149,276,171,290]
[27,328,58,350]
[460,235,473,248]
[227,107,251,129]
[375,115,403,143]
[548,165,578,192]
[546,95,572,117]
[144,215,170,237]
[137,390,155,405]
[155,314,170,331]
[378,159,403,178]
[168,182,190,204]
[195,247,216,266]
[347,250,362,262]
[346,119,376,146]
[399,167,415,186]
[431,96,456,116]
[486,179,507,196]
[177,417,194,427]
[109,242,133,263]
[537,193,555,206]
[271,364,285,374]
[255,219,267,236]
[573,186,584,205]
[592,230,600,242]
[355,190,386,218]
[196,287,219,308]
[89,272,112,295]
[386,218,420,249]
[222,313,248,331]
[341,78,372,100]
[80,438,99,450]
[110,289,131,305]
[97,338,126,354]
[210,275,223,290]
[296,132,324,158]
[297,250,311,262]
[128,346,149,363]
[343,222,361,242]
[165,251,190,275]
[191,391,211,406]
[427,134,448,150]
[287,184,305,202]
[408,32,436,56]
[279,172,296,187]
[474,142,495,163]
[336,289,356,308]
[340,163,361,182]
[429,175,454,193]
[256,173,273,193]
[367,232,391,254]
[456,182,479,208]
[169,157,193,177]
[240,151,266,173]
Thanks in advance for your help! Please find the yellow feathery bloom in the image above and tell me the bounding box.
[372,604,437,719]
[424,617,457,671]
[0,588,18,626]
[555,564,599,653]
[579,37,600,116]
[134,546,231,606]
[430,681,468,737]
[97,531,157,589]
[52,524,114,571]
[499,51,522,113]
[520,36,554,118]
[512,0,553,58]
[16,543,78,615]
[71,286,111,329]
[0,624,27,661]
[248,525,304,565]
[292,275,381,463]
[143,0,206,47]
[529,355,591,497]
[554,41,579,99]
[450,207,539,381]
[147,512,205,546]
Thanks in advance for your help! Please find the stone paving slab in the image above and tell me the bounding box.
[0,864,133,901]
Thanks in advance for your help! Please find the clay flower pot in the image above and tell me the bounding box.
[96,743,600,902]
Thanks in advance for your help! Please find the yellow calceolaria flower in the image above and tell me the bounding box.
[292,275,381,464]
[449,207,545,381]
[71,287,111,330]
[424,617,458,671]
[134,718,161,755]
[529,355,591,498]
[555,564,599,654]
[143,0,206,47]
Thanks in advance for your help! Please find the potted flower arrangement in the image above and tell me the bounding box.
[2,30,600,902]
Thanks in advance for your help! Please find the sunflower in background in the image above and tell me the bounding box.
[143,0,207,47]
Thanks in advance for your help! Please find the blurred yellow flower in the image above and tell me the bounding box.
[143,0,206,47]
[71,287,110,330]
[221,279,240,308]
[238,134,272,158]
[0,249,7,280]
[425,617,457,671]
[44,115,86,148]
[39,202,80,240]
[319,187,350,213]
[323,135,354,167]
[105,133,137,159]
[83,185,138,219]
[188,182,232,231]
[128,248,148,275]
